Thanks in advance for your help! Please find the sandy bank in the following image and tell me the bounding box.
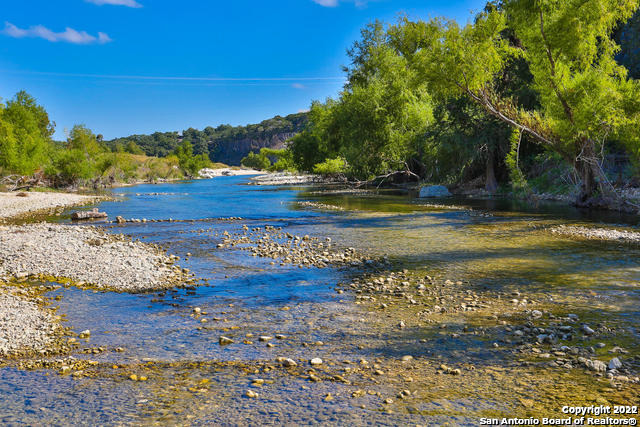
[199,168,265,178]
[249,172,329,186]
[0,191,104,221]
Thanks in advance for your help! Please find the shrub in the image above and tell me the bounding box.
[312,157,347,176]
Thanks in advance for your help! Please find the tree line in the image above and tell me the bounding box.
[0,91,211,188]
[105,113,308,161]
[275,1,640,208]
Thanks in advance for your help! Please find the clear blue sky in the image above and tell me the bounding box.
[1,0,485,140]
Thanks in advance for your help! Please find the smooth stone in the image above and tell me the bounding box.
[419,185,452,198]
[608,357,622,370]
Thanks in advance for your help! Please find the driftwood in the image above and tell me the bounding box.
[0,174,48,191]
[71,208,108,221]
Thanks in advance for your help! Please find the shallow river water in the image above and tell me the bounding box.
[1,176,639,426]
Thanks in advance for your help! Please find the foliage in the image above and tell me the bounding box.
[288,101,340,172]
[289,22,433,179]
[388,1,640,201]
[173,140,210,177]
[106,112,308,163]
[615,8,640,79]
[505,128,529,194]
[0,91,54,175]
[260,148,296,172]
[240,151,271,170]
[46,125,108,185]
[312,157,347,176]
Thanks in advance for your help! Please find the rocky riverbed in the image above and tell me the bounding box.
[0,285,61,358]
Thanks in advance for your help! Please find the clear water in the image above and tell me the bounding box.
[1,176,639,426]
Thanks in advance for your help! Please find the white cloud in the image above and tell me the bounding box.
[84,0,142,7]
[312,0,338,6]
[312,0,368,7]
[2,22,112,45]
[291,83,306,89]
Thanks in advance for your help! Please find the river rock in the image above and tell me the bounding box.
[219,336,234,345]
[277,357,297,367]
[419,185,452,198]
[71,208,107,221]
[582,325,595,335]
[310,358,323,366]
[585,359,607,373]
[608,357,622,370]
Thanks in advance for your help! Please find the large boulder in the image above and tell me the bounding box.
[419,185,452,198]
[71,208,108,221]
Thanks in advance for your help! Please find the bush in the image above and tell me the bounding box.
[174,140,210,176]
[241,151,271,170]
[312,157,347,176]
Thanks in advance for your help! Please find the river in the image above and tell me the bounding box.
[0,176,638,425]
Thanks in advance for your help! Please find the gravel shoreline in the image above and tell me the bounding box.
[0,191,104,222]
[0,223,187,292]
[0,191,192,358]
[550,225,640,244]
[249,172,331,186]
[0,286,60,358]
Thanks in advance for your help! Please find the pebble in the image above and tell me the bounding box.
[310,358,323,366]
[582,325,595,335]
[219,336,234,345]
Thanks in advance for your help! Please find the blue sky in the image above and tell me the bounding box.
[1,0,485,140]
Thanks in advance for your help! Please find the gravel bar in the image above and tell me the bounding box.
[550,225,640,244]
[0,191,103,221]
[0,288,59,357]
[0,223,187,292]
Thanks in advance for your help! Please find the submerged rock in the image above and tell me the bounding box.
[419,185,452,198]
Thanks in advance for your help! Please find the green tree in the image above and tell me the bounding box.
[240,151,271,170]
[391,1,640,204]
[289,100,340,172]
[0,91,54,175]
[290,22,433,180]
[174,140,210,176]
[47,125,105,184]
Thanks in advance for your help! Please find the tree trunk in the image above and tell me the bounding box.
[574,139,610,207]
[575,158,597,206]
[485,149,498,194]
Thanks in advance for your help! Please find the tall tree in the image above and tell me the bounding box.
[391,1,640,205]
[0,91,54,175]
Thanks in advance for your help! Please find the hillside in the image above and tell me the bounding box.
[106,112,308,166]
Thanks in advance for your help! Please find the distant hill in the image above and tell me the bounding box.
[105,112,308,165]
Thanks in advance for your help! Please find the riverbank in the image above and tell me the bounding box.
[199,167,264,178]
[249,172,337,186]
[0,284,61,358]
[0,189,194,360]
[0,191,105,223]
[0,223,189,293]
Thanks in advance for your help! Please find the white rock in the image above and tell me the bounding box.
[608,357,622,371]
[419,185,452,198]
